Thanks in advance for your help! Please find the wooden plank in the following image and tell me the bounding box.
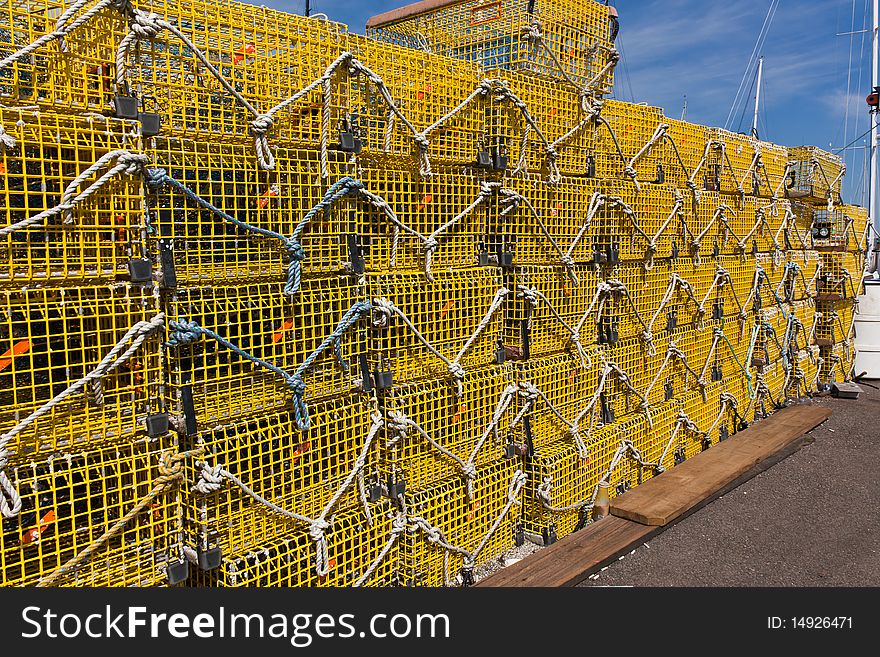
[476,516,658,588]
[610,405,830,526]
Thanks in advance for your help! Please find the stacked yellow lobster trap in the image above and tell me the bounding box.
[0,0,868,587]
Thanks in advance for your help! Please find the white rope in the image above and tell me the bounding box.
[517,285,591,368]
[0,151,148,237]
[625,123,669,191]
[371,288,509,396]
[0,312,165,519]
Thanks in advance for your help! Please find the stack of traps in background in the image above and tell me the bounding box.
[0,0,868,587]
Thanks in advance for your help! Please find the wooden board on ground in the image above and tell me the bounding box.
[610,405,831,526]
[475,516,659,587]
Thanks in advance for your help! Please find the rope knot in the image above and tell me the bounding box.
[192,462,225,494]
[517,285,538,308]
[560,254,575,269]
[250,114,274,137]
[422,236,440,254]
[117,152,149,175]
[309,518,331,542]
[285,238,306,262]
[143,167,167,188]
[386,410,410,444]
[522,20,543,41]
[166,319,203,347]
[517,382,539,402]
[447,361,466,383]
[130,10,164,38]
[371,297,394,328]
[286,373,307,396]
[624,164,638,180]
[461,462,477,482]
[413,134,430,152]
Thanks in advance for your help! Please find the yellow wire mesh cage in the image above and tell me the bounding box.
[183,395,379,567]
[816,251,862,301]
[2,434,178,587]
[506,351,602,452]
[366,0,616,93]
[595,100,665,184]
[365,267,505,386]
[708,128,780,198]
[818,342,855,383]
[663,117,709,190]
[521,423,615,543]
[348,33,487,170]
[503,264,599,360]
[787,145,845,204]
[356,165,493,273]
[378,365,510,490]
[146,136,356,284]
[0,0,122,120]
[809,205,869,253]
[484,70,596,177]
[124,0,351,149]
[163,277,367,430]
[0,110,145,287]
[813,298,856,348]
[1,285,163,457]
[398,458,521,586]
[188,500,398,587]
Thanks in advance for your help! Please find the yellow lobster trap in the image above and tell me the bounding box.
[786,145,845,205]
[397,458,522,587]
[2,434,179,587]
[365,267,506,387]
[187,500,398,587]
[146,137,357,285]
[378,365,510,491]
[182,395,379,572]
[0,109,146,287]
[1,285,164,457]
[163,276,368,431]
[366,0,616,94]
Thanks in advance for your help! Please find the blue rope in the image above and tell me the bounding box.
[144,168,365,297]
[166,300,372,431]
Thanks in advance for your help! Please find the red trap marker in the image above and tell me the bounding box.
[233,43,255,64]
[258,185,281,208]
[21,510,56,545]
[272,318,294,343]
[0,339,30,372]
[439,299,455,319]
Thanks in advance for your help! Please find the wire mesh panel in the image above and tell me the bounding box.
[126,0,351,148]
[809,205,869,252]
[1,110,144,287]
[147,137,356,284]
[379,365,509,490]
[787,146,845,204]
[813,298,856,347]
[485,70,596,177]
[818,342,854,383]
[356,165,492,272]
[348,33,486,169]
[398,458,520,587]
[0,0,121,119]
[366,268,505,386]
[663,117,709,189]
[499,175,603,266]
[188,501,398,587]
[1,285,163,457]
[504,265,599,360]
[816,252,862,301]
[521,424,614,543]
[1,435,178,587]
[366,0,615,92]
[708,129,769,197]
[595,100,665,183]
[183,395,378,563]
[506,351,602,452]
[782,250,821,302]
[164,277,366,431]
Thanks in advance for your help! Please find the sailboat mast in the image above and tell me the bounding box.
[752,56,764,138]
[869,0,879,239]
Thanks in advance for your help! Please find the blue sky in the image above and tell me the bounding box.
[255,0,873,205]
